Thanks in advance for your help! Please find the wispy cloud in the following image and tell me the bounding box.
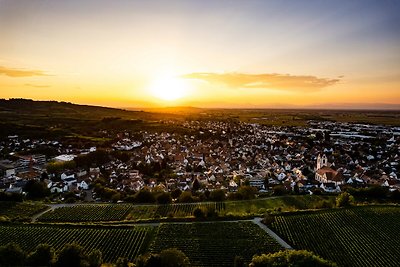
[182,72,340,92]
[24,83,51,88]
[0,66,49,77]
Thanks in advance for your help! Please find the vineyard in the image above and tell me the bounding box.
[223,195,335,216]
[270,206,400,267]
[127,202,226,220]
[0,202,48,221]
[34,196,335,222]
[38,204,132,222]
[0,224,154,263]
[150,221,282,266]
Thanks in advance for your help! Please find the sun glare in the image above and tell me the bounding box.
[149,75,189,101]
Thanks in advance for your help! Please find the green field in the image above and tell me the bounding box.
[270,206,400,267]
[150,221,282,267]
[0,202,48,221]
[0,224,153,263]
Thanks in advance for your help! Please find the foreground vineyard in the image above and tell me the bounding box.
[150,221,282,267]
[0,224,153,262]
[270,206,400,267]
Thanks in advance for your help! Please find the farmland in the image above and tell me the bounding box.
[39,204,132,222]
[269,205,400,267]
[0,202,48,221]
[0,224,153,263]
[127,202,226,220]
[150,221,283,266]
[35,195,334,222]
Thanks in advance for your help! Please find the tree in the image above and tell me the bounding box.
[193,207,205,219]
[55,243,88,267]
[26,243,55,267]
[134,189,156,203]
[249,250,337,267]
[238,186,257,200]
[210,189,226,202]
[272,185,287,196]
[336,192,354,208]
[0,243,26,267]
[192,178,201,192]
[159,248,190,267]
[24,180,50,199]
[88,249,102,267]
[156,192,172,204]
[171,188,182,199]
[178,191,194,203]
[115,257,131,267]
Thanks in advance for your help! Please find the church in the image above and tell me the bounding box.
[315,154,345,186]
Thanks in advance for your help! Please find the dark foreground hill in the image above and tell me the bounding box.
[0,99,184,139]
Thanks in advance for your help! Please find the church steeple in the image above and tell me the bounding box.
[317,154,328,170]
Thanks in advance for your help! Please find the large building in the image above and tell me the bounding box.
[315,154,344,186]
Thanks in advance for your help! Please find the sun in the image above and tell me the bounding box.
[149,75,189,101]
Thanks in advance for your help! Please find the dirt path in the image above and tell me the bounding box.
[252,217,293,250]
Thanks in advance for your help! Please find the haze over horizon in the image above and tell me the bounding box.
[1,0,399,109]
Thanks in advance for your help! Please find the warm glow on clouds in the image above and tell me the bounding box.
[0,0,399,109]
[182,72,340,92]
[0,66,49,77]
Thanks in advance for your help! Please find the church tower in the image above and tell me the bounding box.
[317,154,328,170]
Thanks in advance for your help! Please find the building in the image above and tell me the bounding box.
[315,154,344,186]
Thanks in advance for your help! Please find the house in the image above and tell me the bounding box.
[61,172,75,181]
[320,182,341,193]
[78,180,89,190]
[50,182,68,193]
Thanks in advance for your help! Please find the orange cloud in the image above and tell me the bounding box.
[24,83,51,88]
[0,66,49,77]
[182,72,340,92]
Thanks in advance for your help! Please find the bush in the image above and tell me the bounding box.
[55,243,88,267]
[193,207,205,219]
[26,244,55,267]
[250,250,337,267]
[336,192,354,208]
[0,243,26,267]
[210,189,226,202]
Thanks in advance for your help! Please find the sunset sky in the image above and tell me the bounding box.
[0,0,399,109]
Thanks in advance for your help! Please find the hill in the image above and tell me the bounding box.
[0,99,185,139]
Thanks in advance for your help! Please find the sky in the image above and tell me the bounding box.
[0,0,399,109]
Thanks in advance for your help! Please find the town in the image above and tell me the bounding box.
[1,118,399,203]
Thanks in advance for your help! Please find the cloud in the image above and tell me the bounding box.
[0,66,49,77]
[181,72,340,92]
[24,83,51,88]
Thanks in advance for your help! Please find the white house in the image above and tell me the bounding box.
[78,180,89,190]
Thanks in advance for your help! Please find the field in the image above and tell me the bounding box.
[0,202,48,221]
[150,221,283,267]
[269,206,400,267]
[38,204,132,222]
[223,195,335,216]
[35,196,335,222]
[0,224,153,263]
[127,202,226,220]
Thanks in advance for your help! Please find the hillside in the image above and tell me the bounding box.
[0,99,184,139]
